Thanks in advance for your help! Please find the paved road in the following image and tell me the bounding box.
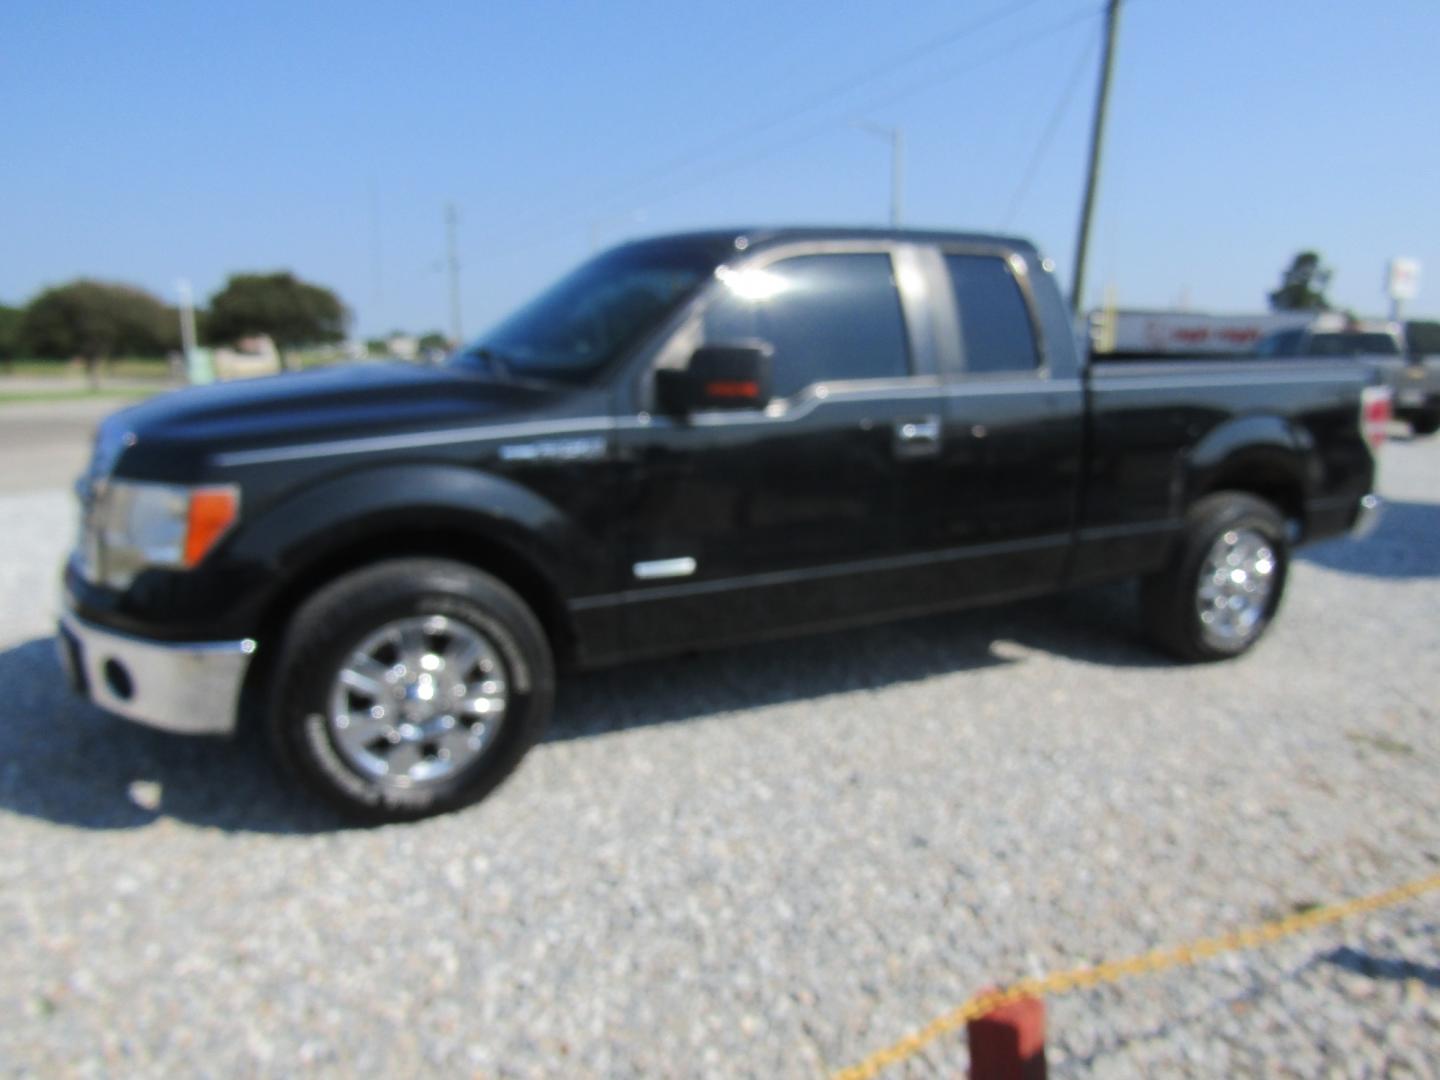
[0,429,1436,1076]
[0,398,126,494]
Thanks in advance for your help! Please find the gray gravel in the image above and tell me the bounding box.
[0,430,1437,1077]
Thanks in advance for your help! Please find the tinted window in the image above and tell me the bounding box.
[1256,329,1302,357]
[943,254,1039,375]
[1309,332,1400,357]
[455,239,728,383]
[702,253,909,398]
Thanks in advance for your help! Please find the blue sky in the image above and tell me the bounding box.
[4,0,1437,338]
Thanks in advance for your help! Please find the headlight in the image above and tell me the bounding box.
[79,481,240,589]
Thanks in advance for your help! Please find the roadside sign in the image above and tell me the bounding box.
[1387,258,1420,301]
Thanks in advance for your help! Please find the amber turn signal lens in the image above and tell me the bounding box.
[183,486,240,567]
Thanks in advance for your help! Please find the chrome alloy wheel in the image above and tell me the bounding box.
[327,615,508,786]
[1195,527,1277,650]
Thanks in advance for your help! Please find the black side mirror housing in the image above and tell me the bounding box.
[655,342,773,414]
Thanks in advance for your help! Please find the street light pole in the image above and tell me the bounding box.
[1070,0,1122,318]
[854,122,904,228]
[445,203,462,345]
[176,278,198,356]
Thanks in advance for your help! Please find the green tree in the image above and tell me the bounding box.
[417,331,449,353]
[206,272,348,370]
[364,336,390,356]
[0,303,22,373]
[18,280,174,386]
[1268,251,1333,311]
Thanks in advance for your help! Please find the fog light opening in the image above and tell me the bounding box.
[103,658,134,701]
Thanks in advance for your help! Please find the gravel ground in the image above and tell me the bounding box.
[0,432,1436,1077]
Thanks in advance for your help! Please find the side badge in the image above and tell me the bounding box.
[499,436,608,463]
[633,557,697,580]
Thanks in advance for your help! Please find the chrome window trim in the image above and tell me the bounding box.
[631,373,1086,430]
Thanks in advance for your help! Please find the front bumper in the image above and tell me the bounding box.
[58,607,256,736]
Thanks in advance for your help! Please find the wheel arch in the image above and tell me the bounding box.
[231,464,596,729]
[1183,414,1312,533]
[236,515,579,738]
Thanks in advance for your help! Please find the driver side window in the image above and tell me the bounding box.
[700,252,911,399]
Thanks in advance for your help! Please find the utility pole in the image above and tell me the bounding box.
[175,278,206,384]
[1070,0,1121,318]
[369,176,384,327]
[445,202,462,345]
[890,127,904,228]
[175,278,198,357]
[854,122,904,227]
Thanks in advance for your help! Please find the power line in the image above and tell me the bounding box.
[1000,27,1100,229]
[469,2,1104,298]
[475,0,1058,249]
[596,4,1104,223]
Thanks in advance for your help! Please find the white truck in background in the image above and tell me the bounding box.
[1089,308,1313,357]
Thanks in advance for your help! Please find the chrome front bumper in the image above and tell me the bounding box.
[1351,493,1383,539]
[57,609,255,736]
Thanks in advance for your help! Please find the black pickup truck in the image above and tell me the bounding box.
[59,228,1386,820]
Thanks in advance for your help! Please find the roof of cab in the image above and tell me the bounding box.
[625,226,1039,256]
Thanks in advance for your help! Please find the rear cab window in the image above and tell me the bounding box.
[940,253,1041,377]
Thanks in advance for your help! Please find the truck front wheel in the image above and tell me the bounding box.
[1140,492,1289,663]
[268,558,555,822]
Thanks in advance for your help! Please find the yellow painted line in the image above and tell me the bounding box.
[834,872,1440,1080]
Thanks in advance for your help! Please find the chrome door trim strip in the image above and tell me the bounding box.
[571,532,1072,611]
[1088,371,1362,392]
[213,417,616,467]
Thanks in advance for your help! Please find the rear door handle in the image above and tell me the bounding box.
[893,414,941,458]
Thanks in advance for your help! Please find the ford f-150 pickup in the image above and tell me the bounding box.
[58,228,1388,820]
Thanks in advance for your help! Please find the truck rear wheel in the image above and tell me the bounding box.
[1140,492,1289,663]
[268,558,554,822]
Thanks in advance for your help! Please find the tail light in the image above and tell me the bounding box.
[1361,384,1392,451]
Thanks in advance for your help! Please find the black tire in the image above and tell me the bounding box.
[1410,411,1440,437]
[268,558,554,822]
[1140,492,1289,663]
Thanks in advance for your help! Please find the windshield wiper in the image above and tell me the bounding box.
[464,346,517,378]
[456,346,570,389]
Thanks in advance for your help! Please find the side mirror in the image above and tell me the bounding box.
[655,342,773,414]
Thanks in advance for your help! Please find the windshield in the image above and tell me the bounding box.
[1255,330,1302,356]
[452,239,731,383]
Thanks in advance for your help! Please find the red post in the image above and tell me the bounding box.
[967,994,1047,1080]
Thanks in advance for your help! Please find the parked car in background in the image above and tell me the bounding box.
[59,228,1388,821]
[1256,318,1439,434]
[1254,318,1403,360]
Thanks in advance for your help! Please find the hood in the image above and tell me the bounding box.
[103,362,559,478]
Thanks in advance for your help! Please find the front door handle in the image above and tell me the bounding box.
[893,415,941,458]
